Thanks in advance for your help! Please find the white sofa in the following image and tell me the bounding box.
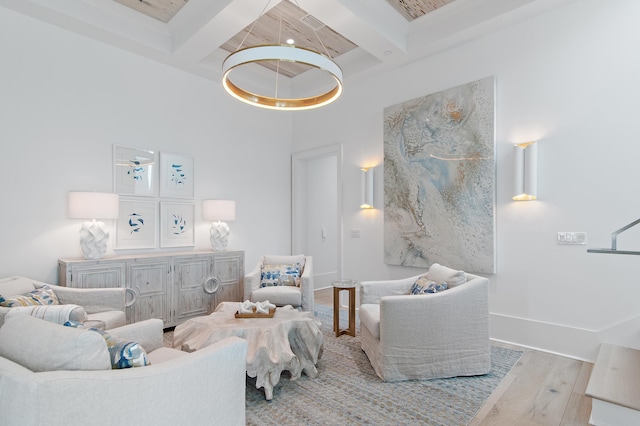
[244,255,314,312]
[0,315,248,426]
[0,276,126,329]
[359,263,491,382]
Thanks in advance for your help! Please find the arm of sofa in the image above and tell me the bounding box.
[243,259,263,301]
[48,285,126,314]
[359,274,423,305]
[300,256,314,312]
[108,318,164,353]
[0,336,248,426]
[379,276,490,349]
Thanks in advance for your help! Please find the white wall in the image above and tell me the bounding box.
[0,8,294,283]
[292,0,640,361]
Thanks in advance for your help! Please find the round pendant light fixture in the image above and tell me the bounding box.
[221,1,343,111]
[222,45,343,111]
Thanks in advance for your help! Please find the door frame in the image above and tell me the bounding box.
[291,144,343,285]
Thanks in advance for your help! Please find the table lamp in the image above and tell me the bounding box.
[68,191,119,259]
[203,200,235,251]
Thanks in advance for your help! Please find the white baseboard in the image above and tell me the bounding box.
[490,313,600,362]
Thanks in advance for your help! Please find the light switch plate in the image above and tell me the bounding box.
[557,232,587,245]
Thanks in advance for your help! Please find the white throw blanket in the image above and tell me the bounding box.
[5,304,85,324]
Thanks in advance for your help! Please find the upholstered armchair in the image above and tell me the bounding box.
[244,255,314,312]
[0,315,248,426]
[359,263,491,382]
[0,276,126,329]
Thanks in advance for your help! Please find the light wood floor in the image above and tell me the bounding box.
[315,288,593,426]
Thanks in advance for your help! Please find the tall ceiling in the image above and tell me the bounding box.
[0,0,575,91]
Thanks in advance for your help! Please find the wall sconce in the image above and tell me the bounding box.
[513,141,537,201]
[360,168,374,209]
[68,191,119,259]
[203,200,236,251]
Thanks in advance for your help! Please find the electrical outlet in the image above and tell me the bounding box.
[557,232,587,245]
[350,229,361,238]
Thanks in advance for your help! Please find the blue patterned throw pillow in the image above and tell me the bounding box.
[409,276,448,295]
[65,321,150,369]
[260,263,302,287]
[0,285,60,307]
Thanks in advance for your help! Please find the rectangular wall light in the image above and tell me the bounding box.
[513,141,537,201]
[360,168,374,209]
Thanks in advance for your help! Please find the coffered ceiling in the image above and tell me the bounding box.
[0,0,576,92]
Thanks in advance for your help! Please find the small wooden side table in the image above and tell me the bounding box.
[332,279,357,337]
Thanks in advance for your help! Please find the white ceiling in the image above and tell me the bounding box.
[0,0,576,92]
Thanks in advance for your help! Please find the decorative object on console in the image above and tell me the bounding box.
[513,141,538,201]
[221,0,344,111]
[68,191,119,260]
[360,167,374,209]
[383,77,496,273]
[203,199,236,251]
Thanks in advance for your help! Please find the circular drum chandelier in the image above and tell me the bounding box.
[221,1,343,111]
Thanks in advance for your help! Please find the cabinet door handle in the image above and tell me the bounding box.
[125,288,138,307]
[203,277,220,294]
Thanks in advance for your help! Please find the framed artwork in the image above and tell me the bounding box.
[160,202,194,248]
[159,152,194,199]
[383,76,496,273]
[113,145,156,197]
[115,199,158,249]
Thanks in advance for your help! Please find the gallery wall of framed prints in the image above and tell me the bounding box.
[113,145,195,249]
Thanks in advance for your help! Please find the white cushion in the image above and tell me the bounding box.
[263,254,306,269]
[426,263,466,287]
[0,314,111,372]
[0,276,41,296]
[359,304,380,339]
[148,347,188,364]
[88,310,127,330]
[250,286,302,307]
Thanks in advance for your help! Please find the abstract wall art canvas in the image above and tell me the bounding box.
[383,77,496,273]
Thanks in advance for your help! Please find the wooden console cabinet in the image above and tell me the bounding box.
[58,251,244,327]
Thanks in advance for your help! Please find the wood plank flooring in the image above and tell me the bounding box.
[315,287,593,426]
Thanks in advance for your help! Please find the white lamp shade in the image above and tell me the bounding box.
[203,200,236,221]
[513,142,537,201]
[68,192,119,219]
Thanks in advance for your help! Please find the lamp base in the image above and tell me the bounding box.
[210,221,230,251]
[79,220,109,260]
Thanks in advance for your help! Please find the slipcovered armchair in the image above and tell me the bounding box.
[359,263,491,382]
[0,315,248,426]
[244,255,314,312]
[0,276,126,329]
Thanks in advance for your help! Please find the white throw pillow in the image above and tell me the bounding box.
[426,263,466,287]
[0,314,111,372]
